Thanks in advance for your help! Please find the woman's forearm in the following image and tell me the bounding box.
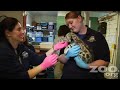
[27,65,43,79]
[88,60,109,69]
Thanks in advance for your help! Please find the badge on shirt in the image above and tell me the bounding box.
[22,51,28,59]
[87,36,96,42]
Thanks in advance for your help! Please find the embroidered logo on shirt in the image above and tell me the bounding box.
[87,36,96,42]
[22,51,28,59]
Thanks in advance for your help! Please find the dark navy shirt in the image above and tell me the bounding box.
[61,28,110,79]
[0,39,46,79]
[76,33,86,39]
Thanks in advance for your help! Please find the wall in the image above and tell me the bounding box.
[116,13,120,71]
[56,11,69,32]
[57,11,69,16]
[26,11,33,26]
[116,27,120,69]
[0,11,23,26]
[81,11,90,26]
[89,11,110,31]
[99,12,119,79]
[89,17,99,31]
[56,16,66,31]
[89,11,109,18]
[33,15,57,23]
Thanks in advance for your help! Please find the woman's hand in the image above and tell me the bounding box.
[74,56,89,69]
[40,54,58,70]
[54,41,68,51]
[65,45,80,59]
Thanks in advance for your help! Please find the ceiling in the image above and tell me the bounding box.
[28,11,58,16]
[27,11,114,17]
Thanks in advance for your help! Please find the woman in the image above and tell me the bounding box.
[58,11,110,79]
[0,17,68,79]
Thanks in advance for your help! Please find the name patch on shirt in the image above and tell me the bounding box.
[87,36,96,42]
[22,51,29,59]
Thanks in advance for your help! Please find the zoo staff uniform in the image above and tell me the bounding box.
[61,27,110,79]
[0,39,46,79]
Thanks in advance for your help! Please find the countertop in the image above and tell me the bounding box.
[33,42,53,51]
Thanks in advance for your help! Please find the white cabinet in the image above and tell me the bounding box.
[106,13,118,65]
[99,12,119,79]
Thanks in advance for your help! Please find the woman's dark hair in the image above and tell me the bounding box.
[65,11,83,20]
[0,17,19,39]
[58,25,71,36]
[23,35,29,46]
[23,35,35,52]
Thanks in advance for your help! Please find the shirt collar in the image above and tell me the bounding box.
[86,27,91,36]
[75,27,91,39]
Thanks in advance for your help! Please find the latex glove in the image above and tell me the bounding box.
[74,56,89,69]
[54,41,68,51]
[40,54,58,70]
[65,45,80,59]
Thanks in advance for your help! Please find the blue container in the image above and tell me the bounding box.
[35,37,42,43]
[42,37,48,42]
